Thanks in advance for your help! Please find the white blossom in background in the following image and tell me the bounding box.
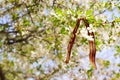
[96,47,116,62]
[50,10,55,15]
[88,24,95,33]
[30,62,39,69]
[50,9,61,19]
[50,46,120,79]
[102,32,109,42]
[0,0,3,3]
[27,78,35,80]
[96,14,107,22]
[66,10,72,15]
[80,27,94,41]
[111,1,116,9]
[43,8,49,16]
[34,71,41,76]
[80,27,88,37]
[62,74,73,80]
[87,35,94,41]
[51,73,73,80]
[31,51,37,58]
[49,0,53,6]
[69,66,88,79]
[41,59,58,74]
[50,77,61,80]
[0,0,120,80]
[71,16,76,21]
[67,2,72,9]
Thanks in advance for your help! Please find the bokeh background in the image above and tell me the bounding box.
[0,0,120,80]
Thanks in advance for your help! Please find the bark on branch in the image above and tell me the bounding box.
[65,18,97,69]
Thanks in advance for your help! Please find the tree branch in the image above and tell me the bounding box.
[65,18,97,69]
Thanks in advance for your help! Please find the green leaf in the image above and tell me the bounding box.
[58,52,63,59]
[0,41,3,47]
[60,27,65,34]
[23,17,30,26]
[116,46,120,53]
[115,73,120,78]
[117,63,120,67]
[3,53,8,58]
[47,37,54,41]
[10,61,14,66]
[0,26,4,31]
[86,9,93,16]
[114,46,120,57]
[60,27,68,34]
[97,19,103,23]
[114,18,120,22]
[12,13,18,20]
[95,39,101,50]
[4,24,9,27]
[55,7,63,16]
[103,60,110,68]
[87,67,93,80]
[46,29,51,34]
